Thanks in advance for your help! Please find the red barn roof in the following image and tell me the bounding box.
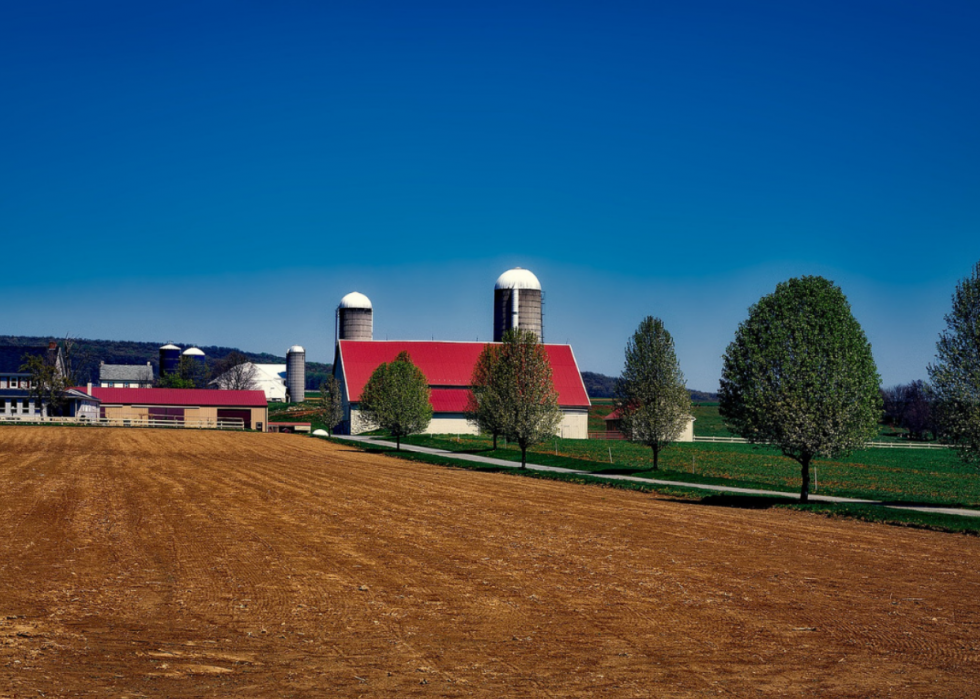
[337,340,590,409]
[81,387,268,408]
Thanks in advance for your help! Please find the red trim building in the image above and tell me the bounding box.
[82,387,269,431]
[334,340,591,438]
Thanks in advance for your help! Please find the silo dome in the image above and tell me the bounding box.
[160,343,181,351]
[182,347,205,357]
[493,267,543,342]
[495,268,541,291]
[288,345,305,354]
[339,292,372,309]
[337,291,373,341]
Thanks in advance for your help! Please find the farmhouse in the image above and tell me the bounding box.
[334,340,591,438]
[99,362,155,388]
[83,387,269,431]
[0,343,98,419]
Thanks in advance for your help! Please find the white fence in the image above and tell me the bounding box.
[693,435,949,450]
[0,415,245,430]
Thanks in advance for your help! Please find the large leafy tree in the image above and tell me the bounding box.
[615,316,691,470]
[157,356,210,388]
[359,351,432,450]
[929,262,980,465]
[466,343,508,449]
[719,276,882,502]
[495,329,563,469]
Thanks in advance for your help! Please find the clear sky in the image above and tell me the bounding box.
[2,1,978,390]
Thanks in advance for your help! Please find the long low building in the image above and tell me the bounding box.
[83,387,269,431]
[334,340,591,438]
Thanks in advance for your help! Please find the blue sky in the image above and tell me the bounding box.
[2,1,978,390]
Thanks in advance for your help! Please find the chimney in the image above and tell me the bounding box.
[87,382,92,395]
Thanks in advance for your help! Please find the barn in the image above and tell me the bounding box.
[334,340,591,438]
[83,387,269,431]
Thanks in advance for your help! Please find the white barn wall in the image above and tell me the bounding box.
[349,406,588,439]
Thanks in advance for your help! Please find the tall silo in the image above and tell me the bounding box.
[286,346,306,403]
[493,268,543,342]
[337,291,373,342]
[159,343,181,376]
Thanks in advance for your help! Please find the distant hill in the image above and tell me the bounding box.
[0,336,333,391]
[581,370,717,402]
[581,371,617,399]
[1,335,717,400]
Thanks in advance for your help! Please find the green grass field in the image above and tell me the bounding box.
[398,433,980,509]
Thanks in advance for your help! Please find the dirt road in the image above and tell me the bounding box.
[1,427,978,697]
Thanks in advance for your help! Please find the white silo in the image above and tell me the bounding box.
[286,346,306,403]
[336,291,373,342]
[493,268,543,342]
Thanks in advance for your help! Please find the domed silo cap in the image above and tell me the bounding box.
[339,291,373,309]
[494,268,541,291]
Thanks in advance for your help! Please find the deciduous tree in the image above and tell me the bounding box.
[466,343,508,449]
[318,375,344,434]
[212,352,258,391]
[719,276,882,502]
[157,356,209,388]
[882,381,933,441]
[929,262,980,465]
[20,351,69,417]
[615,317,691,470]
[495,329,562,469]
[359,351,432,450]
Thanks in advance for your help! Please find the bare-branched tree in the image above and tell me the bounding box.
[213,352,258,391]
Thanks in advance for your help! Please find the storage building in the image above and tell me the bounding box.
[85,387,269,431]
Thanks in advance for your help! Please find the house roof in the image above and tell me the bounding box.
[0,346,53,374]
[254,364,287,380]
[99,364,154,382]
[81,387,268,407]
[337,340,591,409]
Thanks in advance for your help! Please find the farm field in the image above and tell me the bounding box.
[2,428,980,697]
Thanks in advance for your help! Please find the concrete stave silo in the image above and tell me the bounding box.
[337,292,373,342]
[493,268,543,342]
[286,345,306,403]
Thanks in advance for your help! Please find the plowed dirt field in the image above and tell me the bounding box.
[1,427,979,697]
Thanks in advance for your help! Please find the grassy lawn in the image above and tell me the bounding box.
[395,433,980,509]
[691,402,731,437]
